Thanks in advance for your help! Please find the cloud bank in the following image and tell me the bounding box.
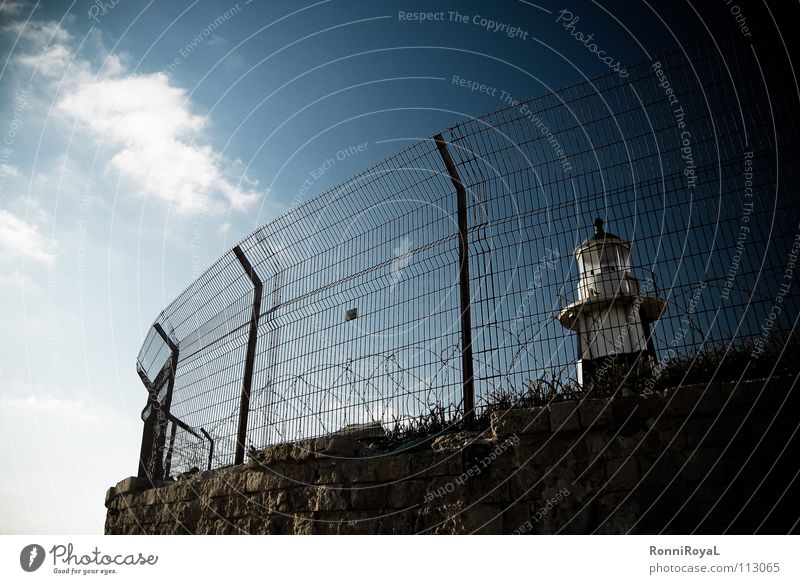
[7,15,261,215]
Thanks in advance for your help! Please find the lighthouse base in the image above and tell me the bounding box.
[577,350,654,389]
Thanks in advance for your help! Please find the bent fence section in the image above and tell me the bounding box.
[135,37,800,480]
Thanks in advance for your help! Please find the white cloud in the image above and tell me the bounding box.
[7,18,261,215]
[57,73,261,212]
[223,52,246,70]
[16,43,74,78]
[0,163,20,178]
[0,394,101,422]
[0,1,28,15]
[207,34,227,47]
[3,18,71,47]
[0,208,55,263]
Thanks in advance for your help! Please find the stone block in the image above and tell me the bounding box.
[638,452,683,489]
[151,484,181,505]
[414,505,450,534]
[409,450,456,479]
[142,488,164,507]
[115,476,152,495]
[376,512,415,534]
[337,515,381,535]
[336,459,378,483]
[518,433,578,467]
[104,487,118,508]
[250,466,298,491]
[384,479,426,508]
[612,394,666,424]
[235,516,272,535]
[507,460,547,497]
[251,443,291,466]
[205,477,238,499]
[663,383,730,418]
[290,439,316,461]
[594,491,641,534]
[680,447,725,483]
[549,401,580,432]
[456,504,504,534]
[491,407,550,438]
[604,433,646,460]
[372,455,411,481]
[419,476,460,507]
[502,499,536,534]
[585,433,610,456]
[431,431,491,452]
[207,519,234,535]
[469,473,510,505]
[112,494,138,511]
[606,457,640,491]
[350,483,394,509]
[292,513,315,535]
[281,486,316,512]
[683,415,740,448]
[579,398,615,429]
[316,434,360,458]
[312,485,350,511]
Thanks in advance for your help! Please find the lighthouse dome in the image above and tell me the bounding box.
[577,218,626,250]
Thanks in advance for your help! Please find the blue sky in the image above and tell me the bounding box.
[0,0,784,533]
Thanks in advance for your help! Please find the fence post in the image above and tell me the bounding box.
[434,133,476,427]
[201,428,215,471]
[137,323,179,480]
[233,245,263,465]
[136,370,158,479]
[153,322,179,408]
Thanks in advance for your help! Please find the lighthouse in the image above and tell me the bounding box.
[558,219,666,386]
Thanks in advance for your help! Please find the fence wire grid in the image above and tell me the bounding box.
[136,37,800,480]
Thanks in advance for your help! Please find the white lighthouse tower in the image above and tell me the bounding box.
[558,219,666,386]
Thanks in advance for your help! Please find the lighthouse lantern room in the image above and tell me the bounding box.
[558,219,667,386]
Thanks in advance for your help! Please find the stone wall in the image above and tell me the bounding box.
[105,376,800,534]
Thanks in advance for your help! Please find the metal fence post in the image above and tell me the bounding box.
[153,323,179,406]
[435,133,476,427]
[136,371,158,479]
[233,245,263,465]
[138,323,179,480]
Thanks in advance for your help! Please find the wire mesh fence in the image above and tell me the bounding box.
[136,36,800,480]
